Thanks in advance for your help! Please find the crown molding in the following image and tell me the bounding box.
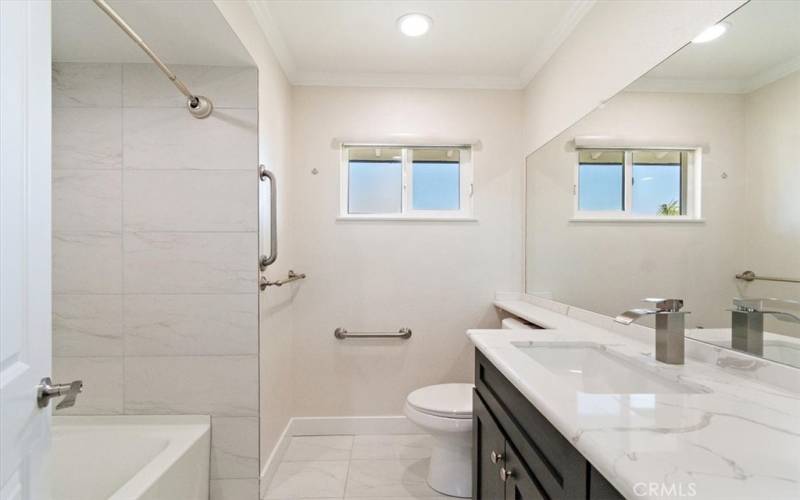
[518,0,596,86]
[627,56,800,95]
[247,0,297,79]
[292,71,524,90]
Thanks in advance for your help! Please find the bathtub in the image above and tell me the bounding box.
[49,415,210,500]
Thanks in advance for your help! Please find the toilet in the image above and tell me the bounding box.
[404,383,474,498]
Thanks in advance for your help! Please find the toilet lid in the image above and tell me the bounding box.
[407,383,473,419]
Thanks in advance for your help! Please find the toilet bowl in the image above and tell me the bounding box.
[404,383,473,498]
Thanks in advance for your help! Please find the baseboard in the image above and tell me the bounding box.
[259,415,420,498]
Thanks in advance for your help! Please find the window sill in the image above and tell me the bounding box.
[569,217,705,223]
[337,215,478,222]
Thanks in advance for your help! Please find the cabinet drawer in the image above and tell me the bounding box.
[475,349,588,500]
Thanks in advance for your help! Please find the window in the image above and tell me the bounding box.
[340,146,473,219]
[574,149,700,220]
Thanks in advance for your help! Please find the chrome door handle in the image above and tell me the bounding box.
[259,165,277,271]
[490,450,503,464]
[37,377,83,410]
[500,467,514,482]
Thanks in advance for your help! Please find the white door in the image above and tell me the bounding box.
[0,1,53,500]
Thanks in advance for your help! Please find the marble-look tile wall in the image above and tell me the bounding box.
[52,62,260,498]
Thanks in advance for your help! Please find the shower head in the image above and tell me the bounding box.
[187,95,213,119]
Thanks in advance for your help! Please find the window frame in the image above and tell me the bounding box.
[339,145,475,221]
[572,148,702,222]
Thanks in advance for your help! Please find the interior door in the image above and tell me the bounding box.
[0,1,53,499]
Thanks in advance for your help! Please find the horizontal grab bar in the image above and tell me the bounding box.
[334,327,412,340]
[735,270,800,284]
[260,270,306,290]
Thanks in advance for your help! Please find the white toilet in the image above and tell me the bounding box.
[404,383,473,498]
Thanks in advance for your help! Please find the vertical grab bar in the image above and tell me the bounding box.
[259,165,277,270]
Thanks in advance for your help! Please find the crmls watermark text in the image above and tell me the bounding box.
[633,482,697,497]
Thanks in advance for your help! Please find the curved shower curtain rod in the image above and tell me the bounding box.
[92,0,213,119]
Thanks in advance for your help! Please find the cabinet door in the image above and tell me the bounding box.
[503,444,547,500]
[473,391,506,500]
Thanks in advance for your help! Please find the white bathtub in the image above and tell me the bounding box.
[49,415,210,500]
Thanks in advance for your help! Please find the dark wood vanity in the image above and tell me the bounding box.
[473,350,623,500]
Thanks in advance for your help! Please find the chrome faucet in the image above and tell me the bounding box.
[730,298,800,356]
[615,298,688,364]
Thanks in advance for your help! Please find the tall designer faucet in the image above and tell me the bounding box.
[615,298,688,364]
[730,298,800,356]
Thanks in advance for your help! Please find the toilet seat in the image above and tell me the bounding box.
[406,383,473,419]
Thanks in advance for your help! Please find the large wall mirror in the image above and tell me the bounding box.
[525,0,799,367]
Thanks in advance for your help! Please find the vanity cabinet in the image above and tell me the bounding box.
[473,350,623,500]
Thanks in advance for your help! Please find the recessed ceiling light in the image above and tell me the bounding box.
[692,23,729,43]
[397,13,432,37]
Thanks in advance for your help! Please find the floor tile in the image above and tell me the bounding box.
[345,459,444,498]
[351,435,432,460]
[266,461,349,499]
[284,435,355,462]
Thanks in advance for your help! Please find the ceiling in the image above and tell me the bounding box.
[248,0,594,89]
[53,0,253,66]
[632,0,800,94]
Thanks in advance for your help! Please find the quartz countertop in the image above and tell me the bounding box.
[467,296,800,500]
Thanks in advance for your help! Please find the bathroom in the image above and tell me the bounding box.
[1,0,798,499]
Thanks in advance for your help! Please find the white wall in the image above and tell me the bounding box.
[526,90,747,328]
[522,0,745,155]
[289,86,523,417]
[741,71,800,335]
[213,2,295,495]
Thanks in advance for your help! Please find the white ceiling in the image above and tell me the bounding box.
[248,0,595,89]
[632,0,800,94]
[53,0,254,66]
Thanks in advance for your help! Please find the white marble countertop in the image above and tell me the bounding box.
[467,296,800,500]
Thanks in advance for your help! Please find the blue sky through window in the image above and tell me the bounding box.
[413,162,460,210]
[632,164,680,215]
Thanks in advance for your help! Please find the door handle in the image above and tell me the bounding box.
[37,377,83,410]
[490,450,504,464]
[259,165,277,271]
[500,467,514,482]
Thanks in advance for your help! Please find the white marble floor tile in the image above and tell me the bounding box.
[284,435,355,462]
[266,461,349,499]
[351,435,432,460]
[345,459,444,498]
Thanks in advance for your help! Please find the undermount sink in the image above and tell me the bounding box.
[513,341,706,395]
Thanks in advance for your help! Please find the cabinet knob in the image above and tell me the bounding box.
[490,450,504,464]
[500,467,514,482]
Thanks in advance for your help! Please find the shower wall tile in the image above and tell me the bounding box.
[53,170,122,231]
[124,294,257,356]
[124,355,258,417]
[123,232,256,293]
[53,232,122,294]
[123,64,257,109]
[210,417,259,479]
[53,107,122,169]
[210,479,259,500]
[123,108,257,170]
[123,170,256,232]
[52,63,122,107]
[53,294,123,357]
[52,356,124,415]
